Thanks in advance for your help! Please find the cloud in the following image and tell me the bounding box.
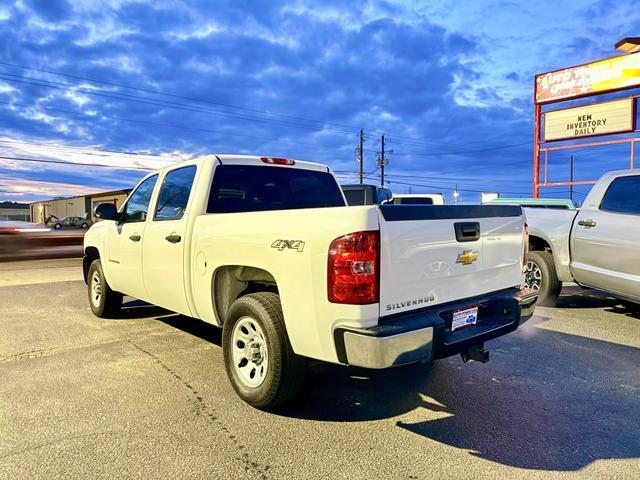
[24,0,72,22]
[0,177,109,200]
[0,0,636,203]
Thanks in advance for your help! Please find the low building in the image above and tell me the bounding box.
[30,189,131,224]
[0,201,31,221]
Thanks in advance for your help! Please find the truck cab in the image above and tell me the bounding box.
[341,184,393,205]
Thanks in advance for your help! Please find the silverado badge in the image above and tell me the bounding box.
[456,250,479,266]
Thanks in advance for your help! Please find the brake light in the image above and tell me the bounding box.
[328,231,379,304]
[260,157,295,166]
[523,223,529,271]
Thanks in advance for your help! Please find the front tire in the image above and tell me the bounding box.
[525,250,562,306]
[81,223,89,229]
[54,223,62,229]
[87,259,123,318]
[223,292,305,410]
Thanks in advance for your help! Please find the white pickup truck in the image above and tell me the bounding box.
[524,169,640,306]
[84,155,536,409]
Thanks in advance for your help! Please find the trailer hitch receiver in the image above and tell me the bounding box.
[461,343,490,363]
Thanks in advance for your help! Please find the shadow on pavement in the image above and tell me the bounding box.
[279,325,640,471]
[119,296,640,472]
[555,287,640,318]
[120,299,222,346]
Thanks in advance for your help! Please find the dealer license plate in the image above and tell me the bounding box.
[451,306,479,331]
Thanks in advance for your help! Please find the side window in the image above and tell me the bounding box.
[123,174,158,222]
[600,176,640,215]
[154,166,197,220]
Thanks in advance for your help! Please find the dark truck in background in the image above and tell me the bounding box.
[341,184,393,205]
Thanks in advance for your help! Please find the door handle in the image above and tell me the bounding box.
[165,233,182,244]
[129,234,141,242]
[578,219,597,228]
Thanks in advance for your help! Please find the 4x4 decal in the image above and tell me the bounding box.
[271,239,305,253]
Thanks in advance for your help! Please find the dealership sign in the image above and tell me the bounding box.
[543,98,635,142]
[535,52,640,104]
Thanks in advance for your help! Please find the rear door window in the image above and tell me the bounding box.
[207,165,345,213]
[154,166,197,221]
[600,176,640,215]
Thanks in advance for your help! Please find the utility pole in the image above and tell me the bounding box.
[569,155,574,202]
[377,135,392,186]
[380,135,385,186]
[357,129,364,184]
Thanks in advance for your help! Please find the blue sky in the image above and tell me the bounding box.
[0,0,638,203]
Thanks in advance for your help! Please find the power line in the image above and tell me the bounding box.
[0,60,534,151]
[393,141,531,156]
[0,73,360,136]
[0,155,153,171]
[0,60,367,133]
[0,138,181,159]
[0,100,343,151]
[382,178,530,195]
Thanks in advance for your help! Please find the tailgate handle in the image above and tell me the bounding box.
[455,222,480,242]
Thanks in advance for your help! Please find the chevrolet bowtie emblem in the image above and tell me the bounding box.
[457,250,479,266]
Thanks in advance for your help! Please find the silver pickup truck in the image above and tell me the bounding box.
[524,169,640,306]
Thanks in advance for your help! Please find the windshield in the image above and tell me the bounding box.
[394,197,434,205]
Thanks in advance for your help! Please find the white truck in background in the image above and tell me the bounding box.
[524,169,640,306]
[83,154,536,409]
[389,193,446,205]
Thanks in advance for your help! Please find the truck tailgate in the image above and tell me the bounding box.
[378,205,525,315]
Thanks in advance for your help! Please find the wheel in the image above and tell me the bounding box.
[54,223,62,229]
[87,259,123,318]
[81,223,89,229]
[223,292,305,410]
[525,250,562,307]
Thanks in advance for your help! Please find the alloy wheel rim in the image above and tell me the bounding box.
[91,272,102,307]
[231,316,269,388]
[524,260,542,291]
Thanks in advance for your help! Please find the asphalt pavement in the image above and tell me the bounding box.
[1,258,639,479]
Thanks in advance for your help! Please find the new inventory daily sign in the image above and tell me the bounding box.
[544,98,635,142]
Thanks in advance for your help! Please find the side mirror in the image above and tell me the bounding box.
[94,203,118,221]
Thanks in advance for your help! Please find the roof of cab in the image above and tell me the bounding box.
[597,168,640,181]
[211,154,330,172]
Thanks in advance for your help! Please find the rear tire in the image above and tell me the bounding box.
[81,223,89,229]
[526,250,562,307]
[223,292,305,410]
[87,259,122,318]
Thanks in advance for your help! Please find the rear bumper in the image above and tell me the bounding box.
[334,287,537,369]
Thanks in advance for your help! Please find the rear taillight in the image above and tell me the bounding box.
[523,223,529,271]
[260,156,295,166]
[327,231,379,304]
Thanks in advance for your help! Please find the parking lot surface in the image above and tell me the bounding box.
[1,258,639,479]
